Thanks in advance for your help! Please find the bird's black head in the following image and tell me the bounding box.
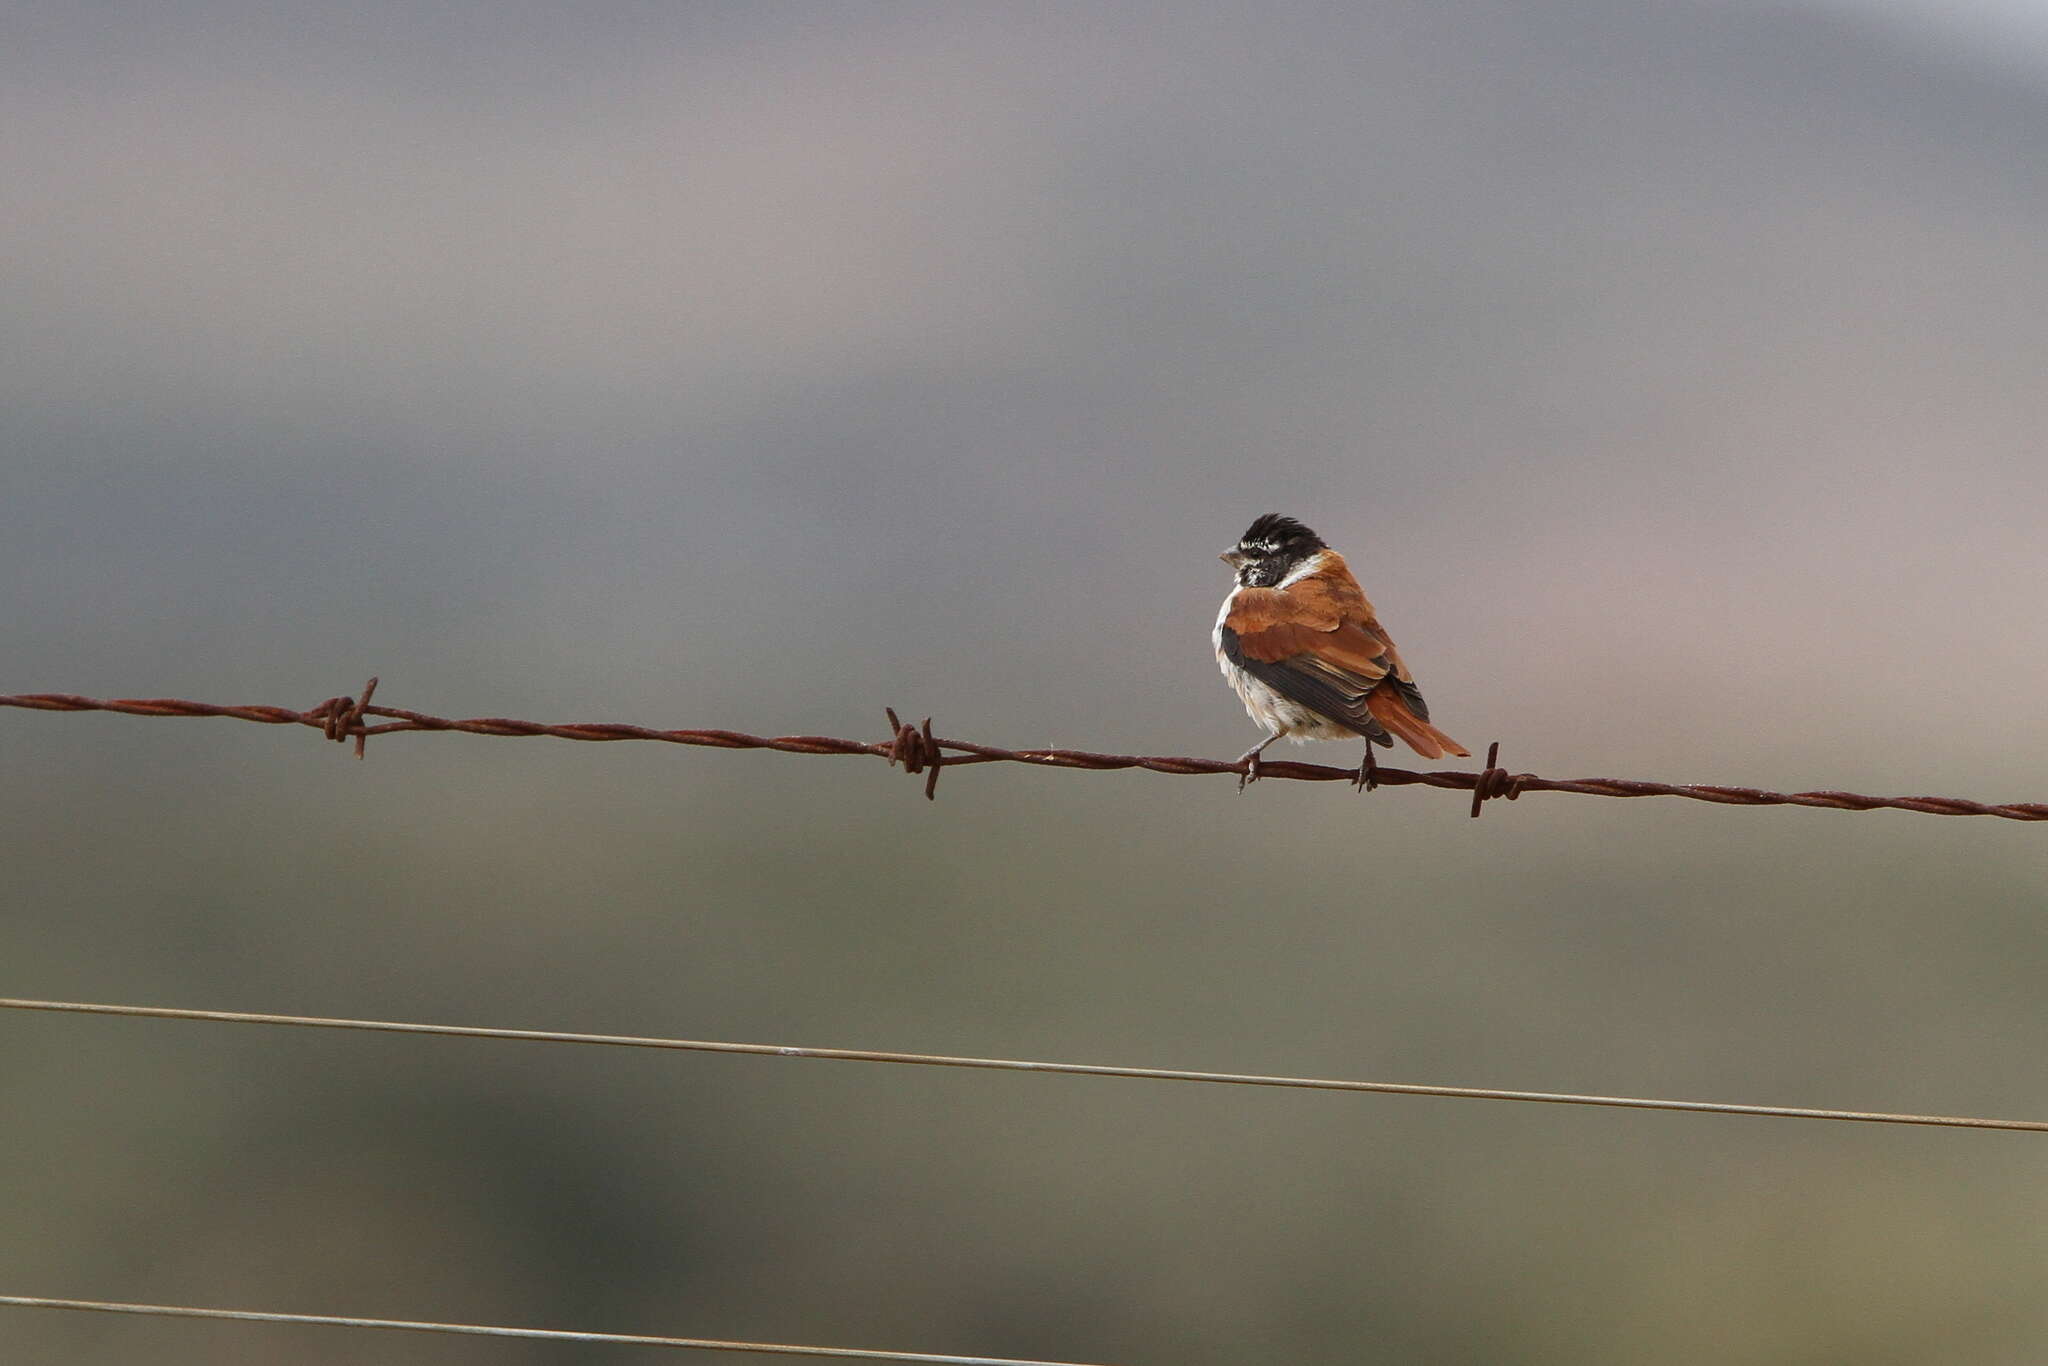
[1223,514,1327,587]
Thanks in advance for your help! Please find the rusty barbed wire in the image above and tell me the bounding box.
[5,682,2046,821]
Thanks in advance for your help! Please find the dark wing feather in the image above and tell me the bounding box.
[1218,625,1393,745]
[1388,672,1430,721]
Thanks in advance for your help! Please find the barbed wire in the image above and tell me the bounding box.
[5,997,2040,1132]
[0,1295,1112,1364]
[16,686,2037,1366]
[5,681,2045,820]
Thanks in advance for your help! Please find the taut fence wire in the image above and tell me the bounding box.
[4,679,2045,820]
[5,997,2042,1133]
[0,1295,1113,1364]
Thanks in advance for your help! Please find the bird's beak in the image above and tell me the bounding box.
[1220,550,1247,567]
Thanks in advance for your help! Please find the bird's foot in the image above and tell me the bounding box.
[1353,743,1379,793]
[1234,734,1280,793]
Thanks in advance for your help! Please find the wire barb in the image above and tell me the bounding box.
[308,676,379,758]
[884,707,944,800]
[1468,741,1526,818]
[7,686,2048,821]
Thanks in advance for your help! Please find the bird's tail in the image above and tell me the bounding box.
[1365,686,1471,760]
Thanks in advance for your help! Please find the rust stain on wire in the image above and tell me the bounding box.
[0,1295,1112,1364]
[5,997,2043,1133]
[5,685,2046,821]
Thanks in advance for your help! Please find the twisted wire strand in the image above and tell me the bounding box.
[5,998,2041,1132]
[5,685,2046,820]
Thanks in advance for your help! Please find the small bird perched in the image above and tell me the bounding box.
[1214,513,1468,788]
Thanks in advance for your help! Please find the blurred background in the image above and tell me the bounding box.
[6,2,2048,1362]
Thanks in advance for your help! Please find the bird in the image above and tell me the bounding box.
[1214,513,1468,789]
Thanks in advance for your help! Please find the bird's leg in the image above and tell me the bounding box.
[1236,731,1282,792]
[1351,741,1384,794]
[1354,740,1379,793]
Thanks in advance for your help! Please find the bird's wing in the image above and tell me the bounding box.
[1219,582,1400,742]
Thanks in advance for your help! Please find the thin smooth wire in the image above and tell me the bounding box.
[4,997,2041,1132]
[0,1295,1111,1365]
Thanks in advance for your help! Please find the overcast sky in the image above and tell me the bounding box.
[1799,0,2048,71]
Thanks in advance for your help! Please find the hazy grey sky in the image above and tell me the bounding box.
[1797,0,2048,71]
